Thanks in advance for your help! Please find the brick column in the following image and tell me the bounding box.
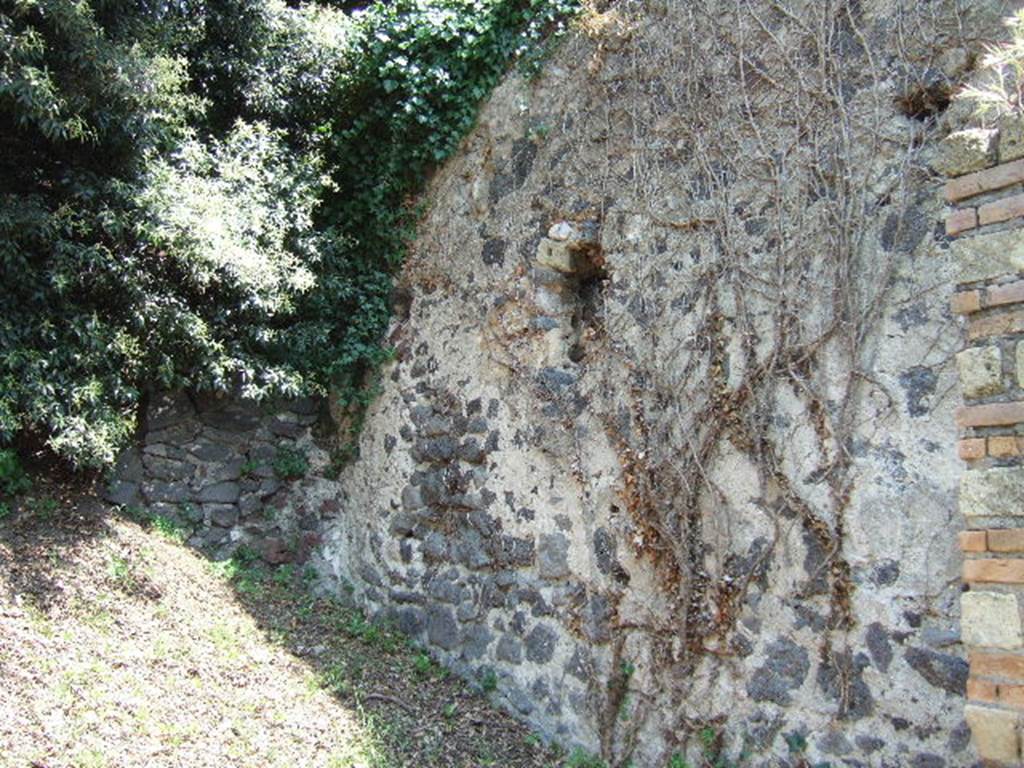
[946,119,1024,766]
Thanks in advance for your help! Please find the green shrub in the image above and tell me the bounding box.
[0,449,30,497]
[0,0,579,468]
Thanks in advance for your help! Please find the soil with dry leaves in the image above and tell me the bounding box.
[0,483,572,768]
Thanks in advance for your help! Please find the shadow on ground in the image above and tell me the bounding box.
[0,484,574,768]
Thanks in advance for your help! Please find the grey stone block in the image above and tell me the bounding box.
[537,532,570,579]
[198,481,241,504]
[106,480,140,507]
[205,503,239,528]
[142,480,192,504]
[427,605,459,650]
[525,624,557,664]
[496,635,523,664]
[746,637,810,706]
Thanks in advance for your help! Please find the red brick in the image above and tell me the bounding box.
[969,678,1024,708]
[947,207,978,235]
[964,558,1024,584]
[960,438,988,460]
[946,159,1024,202]
[969,677,1000,702]
[952,290,983,315]
[961,530,990,552]
[957,401,1024,428]
[973,652,1024,681]
[990,436,1024,458]
[990,280,1024,308]
[980,193,1024,226]
[989,530,1024,553]
[969,309,1024,339]
[1001,684,1024,708]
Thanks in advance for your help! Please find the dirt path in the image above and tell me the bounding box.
[0,490,570,768]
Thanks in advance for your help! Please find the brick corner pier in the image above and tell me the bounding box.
[946,116,1024,766]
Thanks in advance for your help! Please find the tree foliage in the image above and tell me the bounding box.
[0,0,578,466]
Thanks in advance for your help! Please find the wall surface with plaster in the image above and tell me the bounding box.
[312,2,1024,764]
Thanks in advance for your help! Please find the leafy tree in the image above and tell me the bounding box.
[0,0,578,468]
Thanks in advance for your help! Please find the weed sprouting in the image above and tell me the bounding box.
[107,554,136,590]
[272,447,309,480]
[479,668,498,693]
[150,515,189,543]
[566,747,607,768]
[318,661,353,697]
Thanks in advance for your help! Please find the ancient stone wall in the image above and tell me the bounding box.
[312,2,1023,764]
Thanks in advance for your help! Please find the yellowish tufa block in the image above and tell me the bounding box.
[965,704,1021,763]
[957,345,1004,399]
[962,592,1024,649]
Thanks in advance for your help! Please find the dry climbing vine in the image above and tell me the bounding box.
[546,0,978,763]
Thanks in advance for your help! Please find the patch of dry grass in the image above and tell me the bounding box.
[0,489,566,768]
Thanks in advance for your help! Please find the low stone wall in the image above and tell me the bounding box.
[945,122,1024,766]
[106,391,325,563]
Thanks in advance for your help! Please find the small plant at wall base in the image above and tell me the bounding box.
[273,447,310,480]
[150,515,190,544]
[565,748,607,768]
[240,459,262,478]
[479,668,498,693]
[0,449,30,497]
[0,449,29,519]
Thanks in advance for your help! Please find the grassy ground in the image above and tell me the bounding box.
[0,484,576,768]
